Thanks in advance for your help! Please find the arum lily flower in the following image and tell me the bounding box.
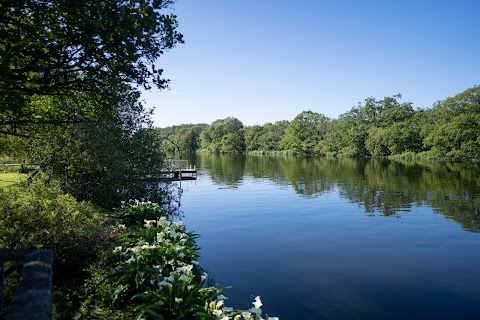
[212,310,223,316]
[144,219,156,228]
[252,296,263,309]
[241,312,253,320]
[178,274,190,282]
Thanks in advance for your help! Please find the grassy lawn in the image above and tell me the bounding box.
[0,172,28,188]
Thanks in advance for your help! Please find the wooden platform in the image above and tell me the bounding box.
[160,159,197,181]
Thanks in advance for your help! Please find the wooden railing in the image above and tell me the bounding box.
[163,159,195,171]
[0,249,53,320]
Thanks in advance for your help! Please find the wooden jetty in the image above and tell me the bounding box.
[161,159,197,181]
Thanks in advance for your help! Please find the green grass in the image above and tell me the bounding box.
[0,172,28,188]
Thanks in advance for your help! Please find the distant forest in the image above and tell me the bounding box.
[156,85,480,161]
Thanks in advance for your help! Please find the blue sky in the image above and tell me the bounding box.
[143,0,480,128]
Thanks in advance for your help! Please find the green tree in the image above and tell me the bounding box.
[1,0,183,133]
[27,87,166,208]
[176,125,205,153]
[257,121,289,151]
[331,94,415,157]
[221,132,245,153]
[423,86,480,160]
[200,117,245,153]
[280,111,330,155]
[244,125,265,151]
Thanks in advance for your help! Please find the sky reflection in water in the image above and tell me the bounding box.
[179,155,480,320]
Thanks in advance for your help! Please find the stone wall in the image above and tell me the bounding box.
[0,249,53,320]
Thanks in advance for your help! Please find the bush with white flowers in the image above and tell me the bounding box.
[94,201,279,320]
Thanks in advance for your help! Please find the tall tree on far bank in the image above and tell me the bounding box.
[200,117,245,153]
[423,86,480,160]
[330,94,417,157]
[280,111,330,155]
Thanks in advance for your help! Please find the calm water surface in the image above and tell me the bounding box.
[177,154,480,320]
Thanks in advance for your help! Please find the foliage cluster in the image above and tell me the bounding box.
[156,86,480,161]
[1,0,184,209]
[0,177,112,315]
[154,124,208,155]
[1,0,183,122]
[0,177,109,270]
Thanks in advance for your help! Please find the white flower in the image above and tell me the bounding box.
[113,246,122,253]
[252,296,263,309]
[129,246,140,253]
[144,219,156,228]
[177,264,193,274]
[241,312,253,320]
[201,272,208,281]
[156,232,165,242]
[221,316,231,320]
[178,274,190,282]
[212,310,223,316]
[267,317,279,320]
[216,299,224,307]
[217,294,228,300]
[192,260,199,265]
[222,307,233,312]
[170,230,179,239]
[175,297,183,303]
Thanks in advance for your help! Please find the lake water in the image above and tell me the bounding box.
[177,154,480,320]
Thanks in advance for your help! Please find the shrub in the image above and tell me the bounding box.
[0,176,110,280]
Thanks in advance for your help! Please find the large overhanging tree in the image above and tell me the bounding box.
[0,0,183,134]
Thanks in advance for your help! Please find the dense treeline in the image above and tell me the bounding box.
[156,85,480,161]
